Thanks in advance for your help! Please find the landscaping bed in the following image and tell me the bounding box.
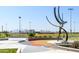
[0,48,18,53]
[0,38,8,41]
[28,37,63,41]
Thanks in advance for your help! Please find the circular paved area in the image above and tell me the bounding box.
[0,40,77,53]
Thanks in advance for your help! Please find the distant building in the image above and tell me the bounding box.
[28,29,35,33]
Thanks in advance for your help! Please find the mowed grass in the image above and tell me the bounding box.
[0,48,18,53]
[9,33,28,38]
[35,33,58,37]
[3,33,79,41]
[36,33,79,37]
[68,37,79,41]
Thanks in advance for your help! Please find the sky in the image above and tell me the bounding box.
[0,6,79,32]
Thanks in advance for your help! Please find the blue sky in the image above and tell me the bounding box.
[0,6,79,32]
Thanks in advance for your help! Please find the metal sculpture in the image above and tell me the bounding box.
[46,6,68,42]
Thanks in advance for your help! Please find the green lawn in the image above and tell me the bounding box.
[1,33,79,41]
[9,33,28,38]
[0,48,18,53]
[68,37,79,41]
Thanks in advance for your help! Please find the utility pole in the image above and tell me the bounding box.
[74,20,75,33]
[68,8,73,34]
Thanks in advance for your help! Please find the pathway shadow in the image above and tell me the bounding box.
[19,40,32,45]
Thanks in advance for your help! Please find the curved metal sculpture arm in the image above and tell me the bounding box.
[58,6,67,24]
[46,16,68,41]
[58,27,62,39]
[54,7,63,40]
[46,16,59,27]
[54,7,62,24]
[61,27,68,41]
[46,6,68,42]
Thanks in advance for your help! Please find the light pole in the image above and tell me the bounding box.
[68,8,73,34]
[29,21,31,30]
[5,24,7,32]
[2,25,3,32]
[18,16,21,33]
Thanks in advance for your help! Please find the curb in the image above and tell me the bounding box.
[56,45,79,52]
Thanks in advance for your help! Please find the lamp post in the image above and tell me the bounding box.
[29,21,31,30]
[2,25,3,32]
[18,16,21,33]
[5,24,7,32]
[68,8,73,34]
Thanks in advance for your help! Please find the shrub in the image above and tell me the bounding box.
[71,41,79,48]
[48,35,52,38]
[43,36,47,38]
[38,36,42,38]
[28,33,36,38]
[3,31,10,37]
[34,36,38,38]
